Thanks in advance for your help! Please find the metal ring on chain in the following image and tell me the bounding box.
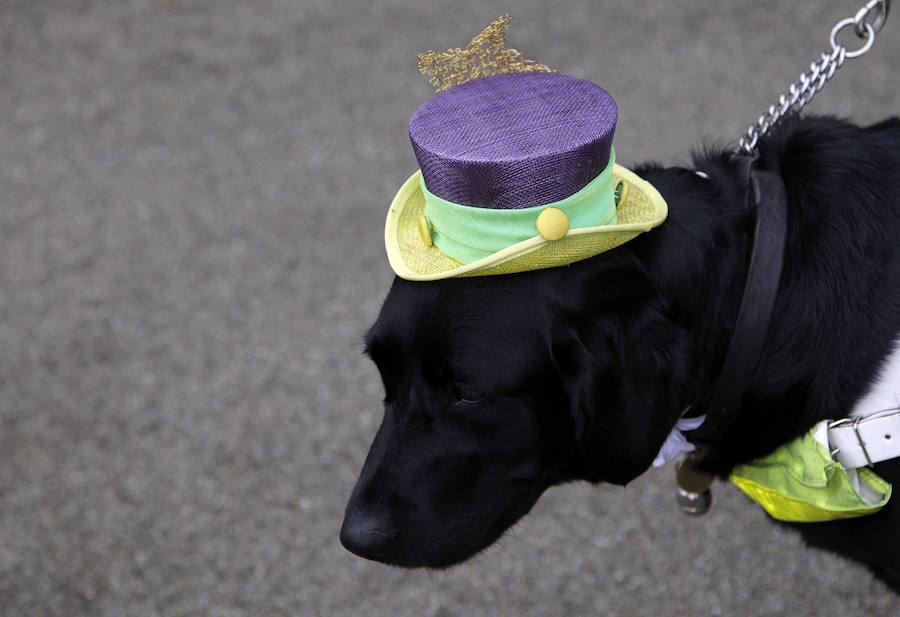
[832,18,877,58]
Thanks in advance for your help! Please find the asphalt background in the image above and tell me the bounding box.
[2,1,900,616]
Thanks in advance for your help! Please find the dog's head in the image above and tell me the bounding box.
[341,248,693,568]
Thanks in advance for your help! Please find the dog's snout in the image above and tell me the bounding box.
[340,508,397,562]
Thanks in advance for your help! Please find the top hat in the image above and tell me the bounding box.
[384,17,668,281]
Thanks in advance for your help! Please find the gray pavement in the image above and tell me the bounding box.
[2,1,900,615]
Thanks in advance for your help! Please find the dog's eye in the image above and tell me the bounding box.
[452,384,484,405]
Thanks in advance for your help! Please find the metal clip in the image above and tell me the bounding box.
[829,416,875,467]
[854,0,891,37]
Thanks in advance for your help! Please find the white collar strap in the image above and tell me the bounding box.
[828,408,900,469]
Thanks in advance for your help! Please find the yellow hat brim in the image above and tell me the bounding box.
[385,164,668,281]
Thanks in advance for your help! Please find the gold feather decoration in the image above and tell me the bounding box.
[418,14,555,93]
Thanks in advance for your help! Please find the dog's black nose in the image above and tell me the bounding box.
[340,509,397,562]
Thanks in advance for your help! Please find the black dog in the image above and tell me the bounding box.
[341,115,900,589]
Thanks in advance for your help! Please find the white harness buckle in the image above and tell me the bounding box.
[827,408,900,469]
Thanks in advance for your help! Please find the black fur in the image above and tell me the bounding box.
[341,116,900,588]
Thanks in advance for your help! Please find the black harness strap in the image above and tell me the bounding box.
[688,168,789,447]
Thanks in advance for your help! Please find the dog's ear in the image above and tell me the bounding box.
[551,260,691,485]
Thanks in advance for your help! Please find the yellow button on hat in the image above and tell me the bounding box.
[535,207,569,241]
[418,215,433,247]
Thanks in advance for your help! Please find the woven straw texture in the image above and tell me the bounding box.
[392,167,660,278]
[409,72,617,210]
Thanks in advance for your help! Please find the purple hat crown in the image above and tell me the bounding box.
[408,72,618,210]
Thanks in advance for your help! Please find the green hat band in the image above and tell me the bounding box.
[421,148,618,264]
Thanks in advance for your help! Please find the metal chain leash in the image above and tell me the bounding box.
[737,0,891,155]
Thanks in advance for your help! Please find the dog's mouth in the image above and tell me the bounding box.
[449,478,544,567]
[375,478,544,570]
[485,478,539,537]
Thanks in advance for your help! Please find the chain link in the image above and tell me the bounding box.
[737,0,891,155]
